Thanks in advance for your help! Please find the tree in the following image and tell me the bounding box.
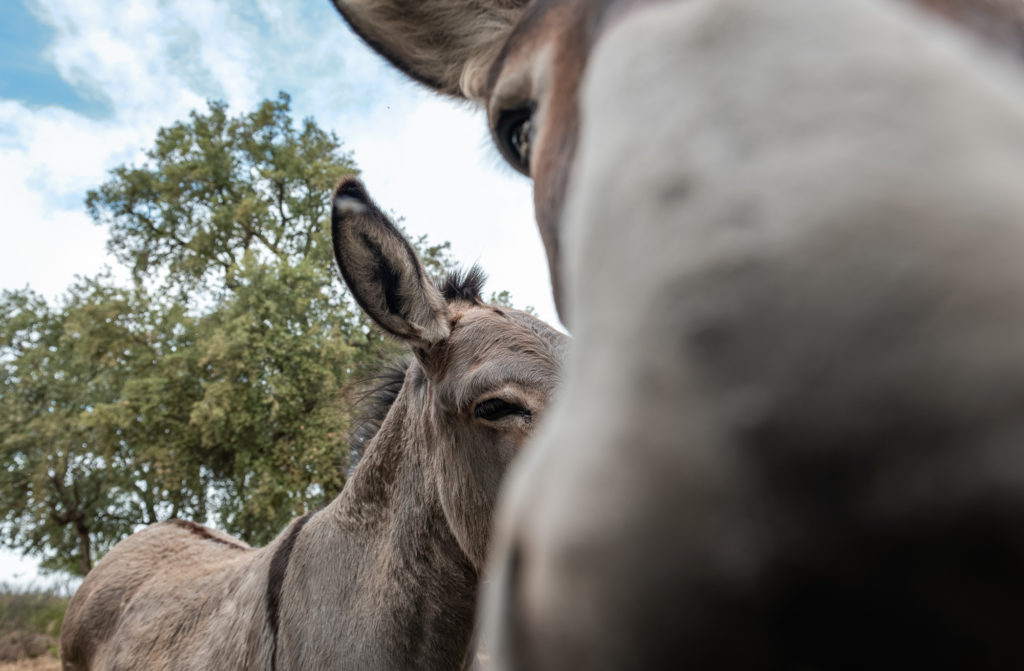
[82,93,378,547]
[0,278,204,575]
[1,94,469,574]
[87,93,352,295]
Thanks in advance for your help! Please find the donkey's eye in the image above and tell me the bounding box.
[495,106,535,175]
[474,398,531,423]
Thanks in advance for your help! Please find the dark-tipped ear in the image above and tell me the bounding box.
[330,0,527,101]
[332,178,451,346]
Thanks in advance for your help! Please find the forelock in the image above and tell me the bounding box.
[438,265,487,303]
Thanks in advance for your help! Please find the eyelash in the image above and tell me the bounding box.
[474,397,532,422]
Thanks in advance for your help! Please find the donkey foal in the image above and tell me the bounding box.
[59,178,566,671]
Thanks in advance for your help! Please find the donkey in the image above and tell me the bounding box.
[329,0,1024,668]
[59,177,566,671]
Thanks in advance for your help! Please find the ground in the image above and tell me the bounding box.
[0,658,60,671]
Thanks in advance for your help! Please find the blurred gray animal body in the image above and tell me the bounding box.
[58,178,566,671]
[328,0,1024,668]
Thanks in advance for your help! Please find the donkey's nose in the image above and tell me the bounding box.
[484,535,523,671]
[486,528,585,671]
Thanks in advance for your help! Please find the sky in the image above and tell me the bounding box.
[0,0,557,585]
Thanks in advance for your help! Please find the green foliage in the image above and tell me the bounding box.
[86,93,352,294]
[189,256,360,544]
[1,278,205,575]
[1,93,467,570]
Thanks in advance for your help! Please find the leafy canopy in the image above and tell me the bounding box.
[1,93,465,572]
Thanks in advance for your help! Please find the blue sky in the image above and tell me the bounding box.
[0,0,555,584]
[0,0,551,314]
[0,1,113,118]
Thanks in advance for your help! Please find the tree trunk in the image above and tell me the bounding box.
[75,521,92,576]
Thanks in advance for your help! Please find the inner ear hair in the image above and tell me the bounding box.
[331,178,451,346]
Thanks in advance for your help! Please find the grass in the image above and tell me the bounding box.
[0,584,67,665]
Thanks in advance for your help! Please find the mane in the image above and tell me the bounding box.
[348,358,411,465]
[438,265,487,302]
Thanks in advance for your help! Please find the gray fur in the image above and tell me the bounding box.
[330,0,526,100]
[331,185,452,346]
[328,0,1024,667]
[59,180,566,671]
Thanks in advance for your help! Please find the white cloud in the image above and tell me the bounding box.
[0,547,50,587]
[2,0,560,582]
[2,0,558,321]
[0,102,130,300]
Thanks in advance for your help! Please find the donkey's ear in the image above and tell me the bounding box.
[330,0,527,100]
[332,178,451,346]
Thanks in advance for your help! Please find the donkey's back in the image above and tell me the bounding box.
[61,519,270,671]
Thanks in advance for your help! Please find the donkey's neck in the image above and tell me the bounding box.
[277,401,479,671]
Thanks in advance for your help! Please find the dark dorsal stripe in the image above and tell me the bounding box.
[166,518,249,550]
[267,511,314,671]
